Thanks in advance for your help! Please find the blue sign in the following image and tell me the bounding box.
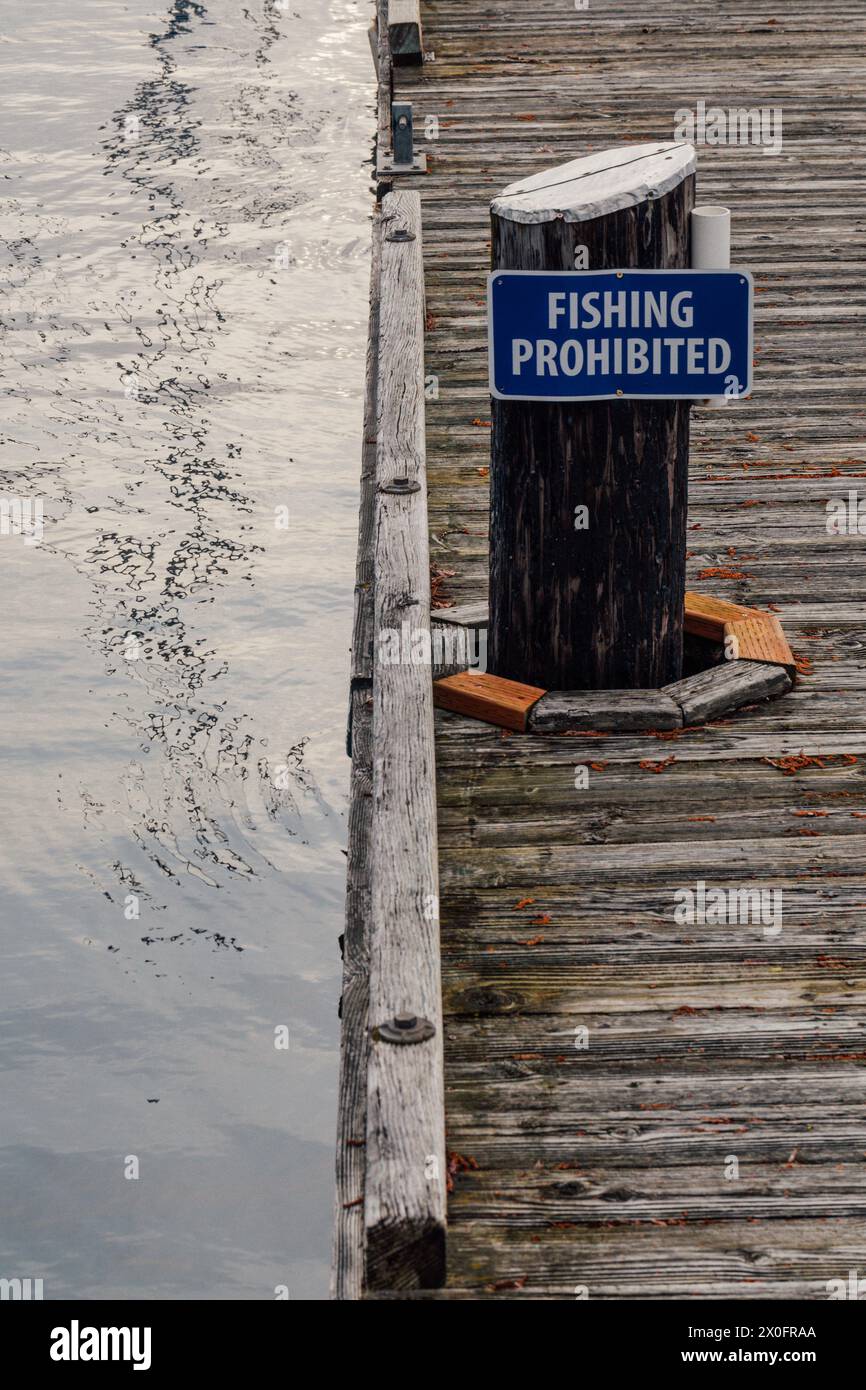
[488,269,753,402]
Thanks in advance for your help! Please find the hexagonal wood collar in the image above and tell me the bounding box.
[432,593,796,733]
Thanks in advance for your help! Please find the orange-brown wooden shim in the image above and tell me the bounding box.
[724,615,796,675]
[432,672,547,732]
[684,592,756,641]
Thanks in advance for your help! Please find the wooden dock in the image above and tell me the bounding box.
[335,0,866,1299]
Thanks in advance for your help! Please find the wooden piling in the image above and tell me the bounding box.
[488,143,696,690]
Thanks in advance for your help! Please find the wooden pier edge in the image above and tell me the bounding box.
[334,190,446,1297]
[365,189,446,1291]
[334,1,445,1303]
[331,208,381,1302]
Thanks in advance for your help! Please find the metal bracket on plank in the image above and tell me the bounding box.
[376,102,427,175]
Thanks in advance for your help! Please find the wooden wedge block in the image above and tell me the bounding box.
[724,615,796,674]
[664,660,792,725]
[684,591,756,641]
[430,600,489,630]
[433,672,546,732]
[529,689,681,734]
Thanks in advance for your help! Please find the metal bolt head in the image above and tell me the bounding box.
[386,228,416,242]
[374,1014,436,1044]
[380,476,421,495]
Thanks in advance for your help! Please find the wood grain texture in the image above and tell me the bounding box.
[664,659,793,725]
[431,600,489,629]
[332,213,383,1299]
[488,144,694,690]
[433,671,547,731]
[388,0,424,66]
[332,686,374,1300]
[725,615,796,673]
[684,591,757,641]
[365,190,447,1290]
[529,689,682,734]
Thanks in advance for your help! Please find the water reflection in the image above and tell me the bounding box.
[0,0,372,1297]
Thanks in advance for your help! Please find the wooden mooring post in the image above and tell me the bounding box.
[489,142,696,690]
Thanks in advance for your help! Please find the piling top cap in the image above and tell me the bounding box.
[492,141,696,225]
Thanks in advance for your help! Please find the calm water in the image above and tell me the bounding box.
[0,0,373,1298]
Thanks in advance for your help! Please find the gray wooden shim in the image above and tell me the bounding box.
[432,601,490,630]
[529,689,682,734]
[664,660,793,726]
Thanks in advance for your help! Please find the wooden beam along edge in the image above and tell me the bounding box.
[388,0,424,66]
[365,188,447,1293]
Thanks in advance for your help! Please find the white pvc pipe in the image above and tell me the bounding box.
[691,205,731,270]
[691,207,732,406]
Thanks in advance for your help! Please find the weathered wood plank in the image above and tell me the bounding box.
[388,0,424,66]
[664,660,793,725]
[725,614,797,673]
[349,212,382,690]
[433,671,547,731]
[444,1219,866,1297]
[332,687,374,1300]
[438,831,866,890]
[430,600,489,629]
[449,1160,866,1226]
[684,591,758,640]
[364,190,447,1291]
[333,209,383,1299]
[529,689,682,734]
